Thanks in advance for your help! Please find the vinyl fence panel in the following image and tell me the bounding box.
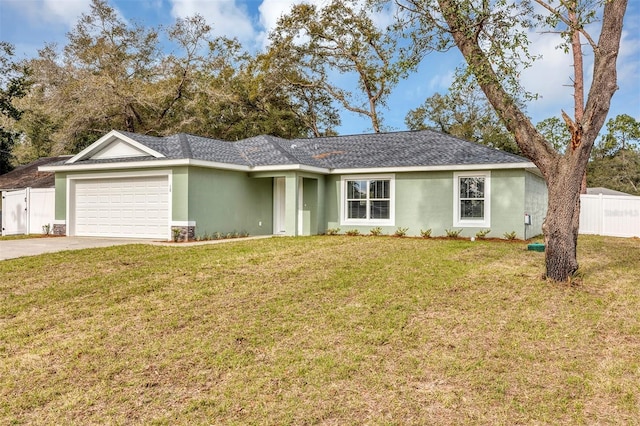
[579,194,640,238]
[1,189,28,235]
[1,188,55,236]
[27,188,56,234]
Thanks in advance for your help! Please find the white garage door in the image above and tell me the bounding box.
[73,175,169,239]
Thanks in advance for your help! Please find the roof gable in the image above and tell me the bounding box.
[67,130,166,164]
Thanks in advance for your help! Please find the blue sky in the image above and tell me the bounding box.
[0,0,638,137]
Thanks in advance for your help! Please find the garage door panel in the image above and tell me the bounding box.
[73,175,169,239]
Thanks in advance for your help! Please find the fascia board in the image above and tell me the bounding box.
[328,162,537,174]
[40,157,539,176]
[41,159,250,173]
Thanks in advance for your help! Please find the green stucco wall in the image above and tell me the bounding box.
[54,173,67,221]
[490,169,526,238]
[187,166,273,237]
[171,167,189,221]
[525,171,548,238]
[325,169,543,239]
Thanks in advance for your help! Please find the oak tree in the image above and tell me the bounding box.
[0,42,31,173]
[406,86,519,154]
[588,114,640,195]
[393,0,628,281]
[269,0,406,133]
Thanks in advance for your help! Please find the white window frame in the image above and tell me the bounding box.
[340,174,395,226]
[453,171,491,228]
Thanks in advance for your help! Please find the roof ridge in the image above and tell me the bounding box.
[177,133,193,158]
[269,137,304,164]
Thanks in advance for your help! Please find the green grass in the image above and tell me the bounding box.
[1,235,639,424]
[0,234,55,241]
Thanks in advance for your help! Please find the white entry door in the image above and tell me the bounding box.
[72,175,169,239]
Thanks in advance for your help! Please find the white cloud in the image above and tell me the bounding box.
[169,0,256,43]
[255,0,396,50]
[256,0,327,49]
[258,0,302,35]
[2,0,91,27]
[522,17,640,123]
[520,31,578,120]
[616,27,640,101]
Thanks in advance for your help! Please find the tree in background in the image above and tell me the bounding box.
[0,42,31,173]
[393,0,628,281]
[10,0,313,160]
[268,0,407,133]
[588,114,640,195]
[406,85,519,154]
[257,49,341,137]
[167,37,311,140]
[63,0,161,144]
[535,117,571,153]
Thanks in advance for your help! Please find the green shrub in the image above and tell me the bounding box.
[476,229,491,239]
[445,228,463,238]
[345,229,361,236]
[504,231,517,240]
[394,227,409,237]
[420,228,432,238]
[369,227,383,236]
[326,228,340,236]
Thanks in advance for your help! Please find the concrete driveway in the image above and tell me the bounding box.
[0,235,273,260]
[0,237,153,261]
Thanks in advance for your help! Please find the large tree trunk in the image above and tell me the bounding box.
[542,164,583,280]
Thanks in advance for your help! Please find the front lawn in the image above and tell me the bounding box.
[1,235,639,424]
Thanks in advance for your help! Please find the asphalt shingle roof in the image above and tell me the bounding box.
[71,129,531,170]
[0,156,71,190]
[269,130,528,169]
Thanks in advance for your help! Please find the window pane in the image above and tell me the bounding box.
[348,200,367,219]
[369,180,389,199]
[347,181,367,199]
[460,200,484,219]
[460,177,484,199]
[370,200,390,219]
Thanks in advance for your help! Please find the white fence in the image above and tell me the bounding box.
[579,194,640,238]
[1,188,56,236]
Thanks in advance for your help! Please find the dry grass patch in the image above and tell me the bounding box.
[0,235,639,424]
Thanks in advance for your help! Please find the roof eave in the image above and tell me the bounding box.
[329,162,538,174]
[40,159,249,173]
[40,159,539,175]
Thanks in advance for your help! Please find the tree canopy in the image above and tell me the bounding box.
[0,42,31,173]
[267,0,407,133]
[406,85,519,154]
[9,0,317,161]
[588,114,640,195]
